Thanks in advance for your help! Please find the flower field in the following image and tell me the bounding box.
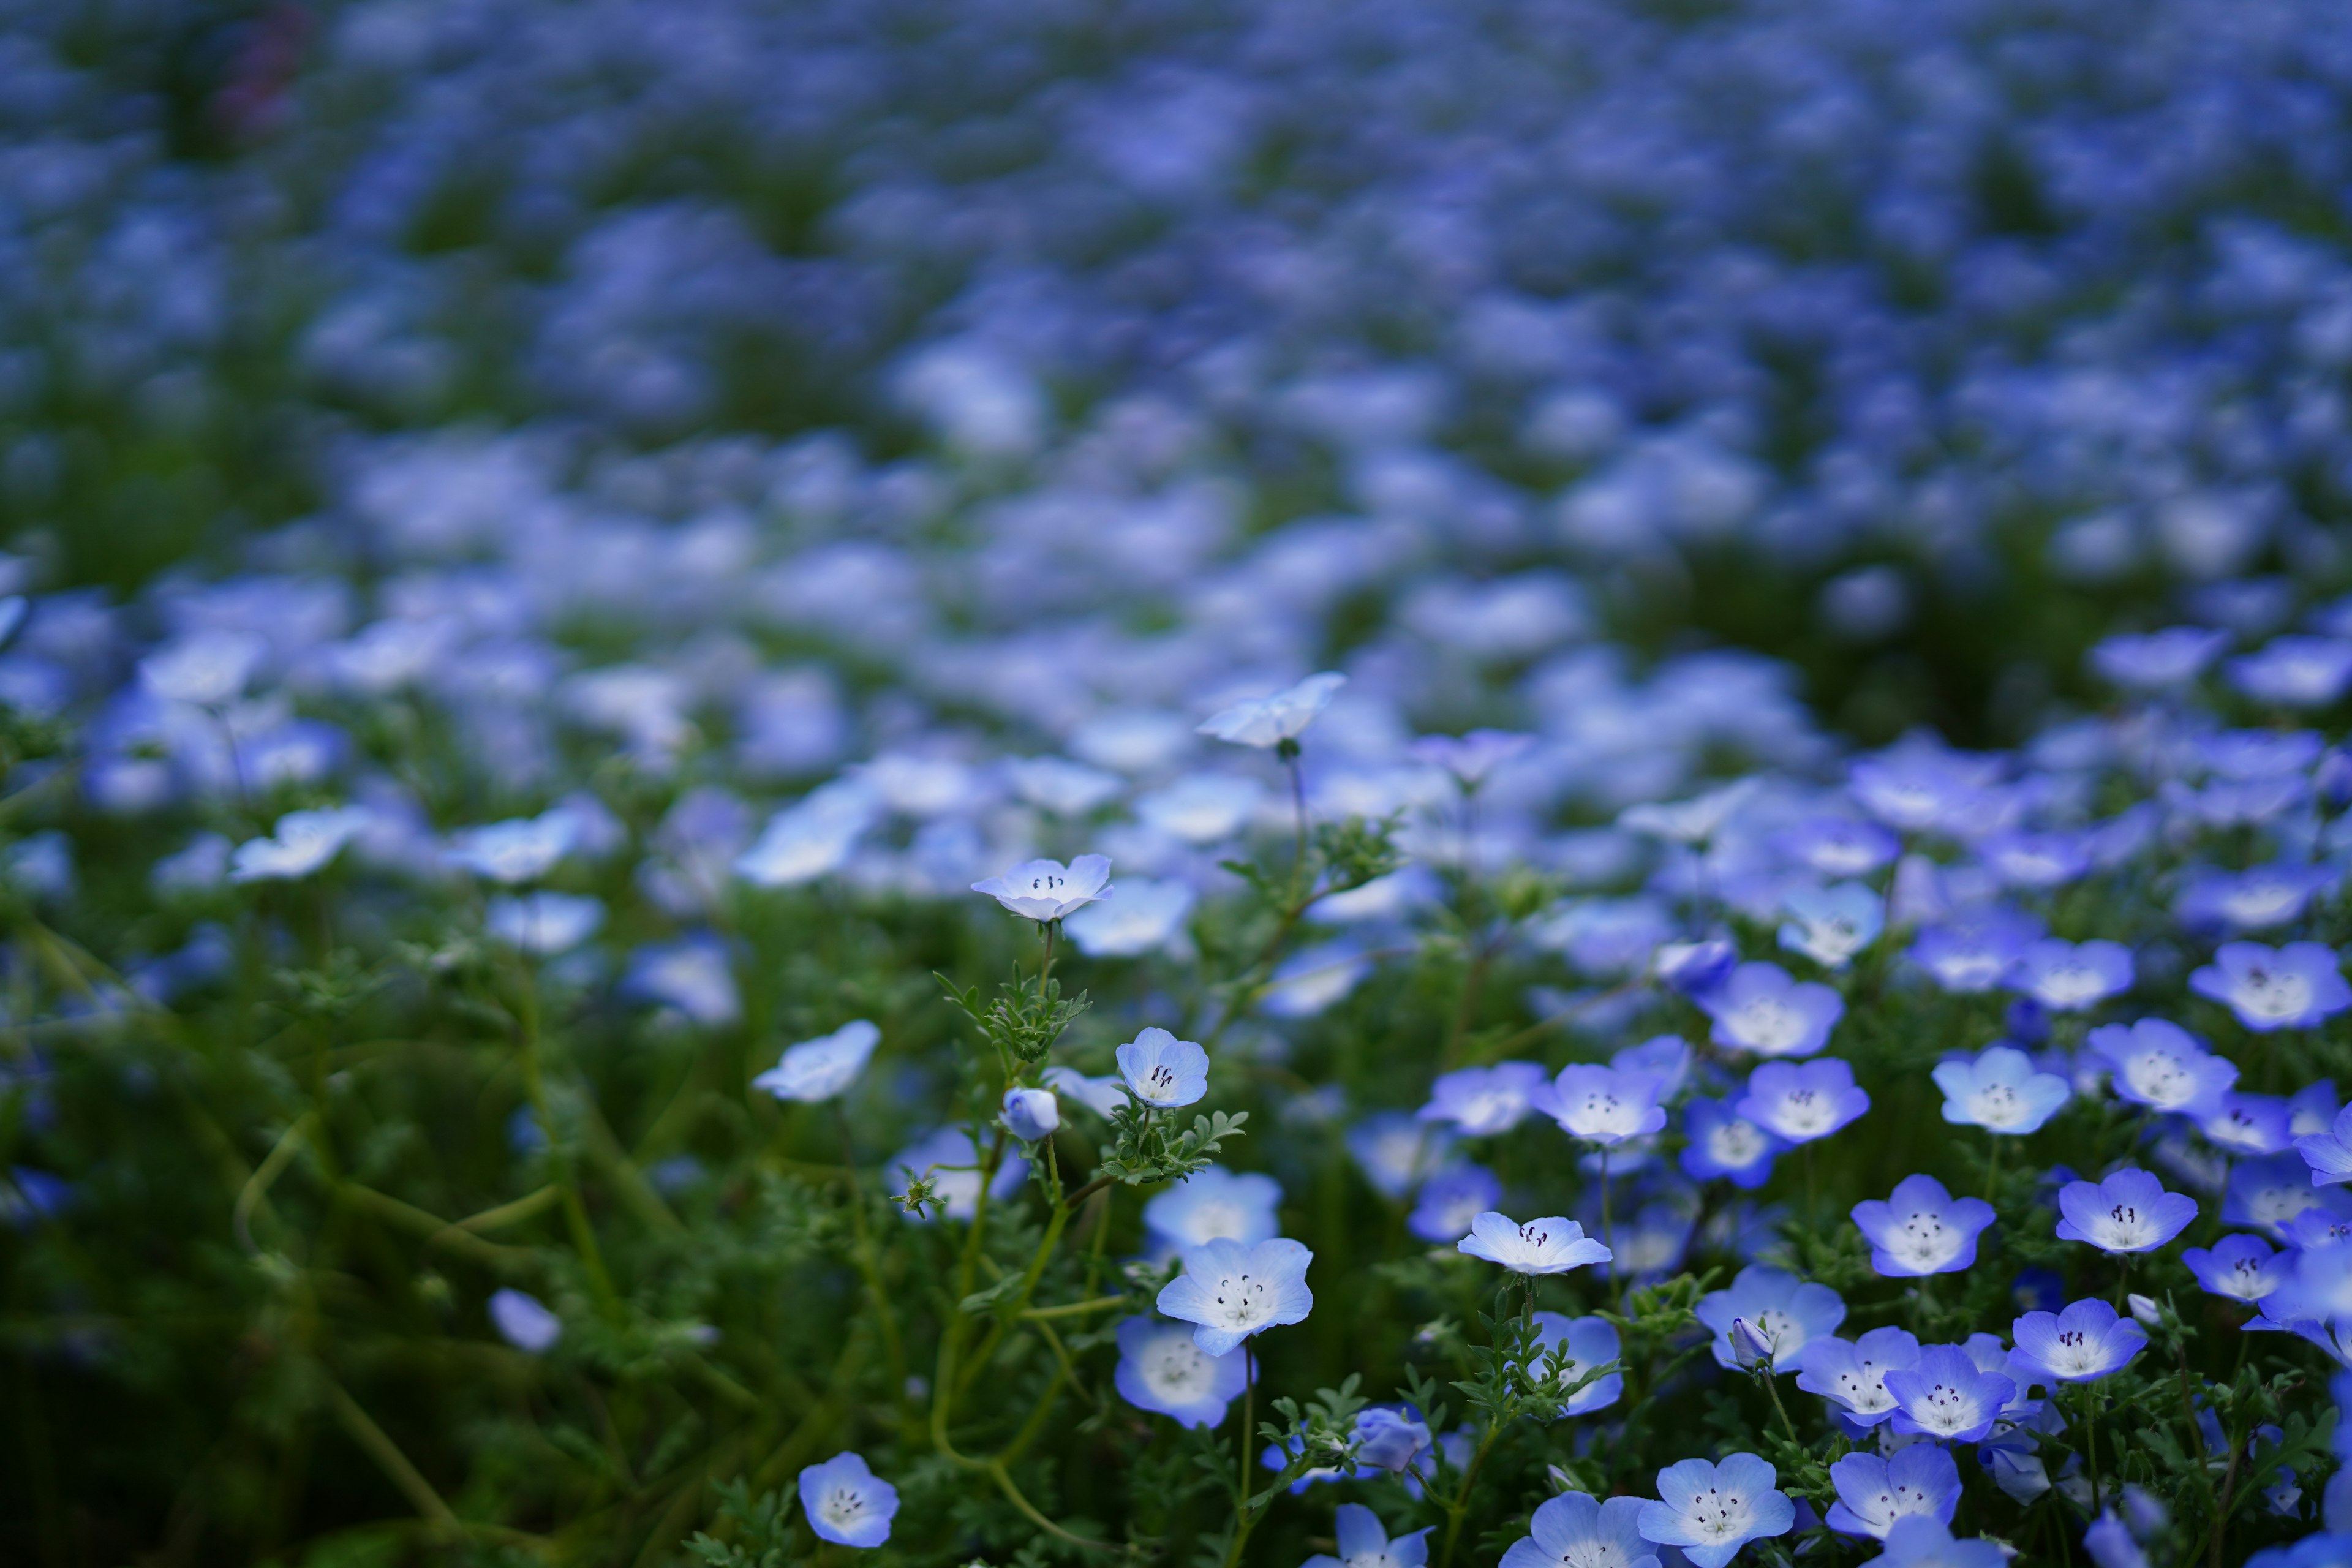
[11,2,2352,1566]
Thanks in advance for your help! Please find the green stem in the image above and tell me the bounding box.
[1237,1352,1255,1503]
[1759,1368,1801,1444]
[1436,1423,1502,1568]
[2080,1385,2105,1514]
[514,958,618,1319]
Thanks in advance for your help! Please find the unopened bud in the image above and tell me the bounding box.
[2128,1292,2163,1328]
[1001,1085,1060,1143]
[1730,1316,1776,1370]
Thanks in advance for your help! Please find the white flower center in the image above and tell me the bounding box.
[1142,1336,1215,1400]
[1709,1121,1764,1165]
[1969,1080,2027,1128]
[2096,1200,2158,1248]
[820,1485,869,1532]
[2035,962,2108,1006]
[1730,999,1806,1052]
[1913,1379,1980,1434]
[1209,1270,1272,1330]
[1893,1206,1961,1268]
[2122,1051,2196,1107]
[2236,967,2312,1021]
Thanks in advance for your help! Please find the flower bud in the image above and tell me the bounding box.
[1729,1315,1776,1369]
[2128,1292,2163,1328]
[1001,1086,1060,1143]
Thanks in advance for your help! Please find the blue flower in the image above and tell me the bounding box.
[1407,1164,1501,1243]
[890,1127,1028,1223]
[2228,1154,2339,1238]
[2089,626,2230,691]
[2300,1105,2352,1188]
[1850,1175,1995,1278]
[1155,1237,1314,1355]
[444,810,578,883]
[1778,882,1885,969]
[2081,1509,2153,1568]
[1681,1096,1785,1189]
[2191,943,2352,1033]
[1501,1493,1659,1568]
[1796,1327,1921,1431]
[1774,816,1899,878]
[1113,1316,1251,1428]
[1698,962,1844,1057]
[1346,1112,1455,1200]
[2176,863,2334,935]
[1909,907,2044,994]
[2086,1019,2237,1117]
[1531,1311,1623,1416]
[1417,1061,1551,1136]
[2228,635,2352,707]
[1736,1058,1870,1144]
[752,1020,881,1104]
[1883,1344,2015,1441]
[1825,1444,1961,1540]
[1457,1211,1612,1276]
[2010,1298,2147,1384]
[2007,938,2134,1013]
[1305,1503,1431,1568]
[1115,1027,1210,1108]
[2183,1235,2286,1303]
[2055,1167,2198,1254]
[1537,1063,1669,1146]
[489,1288,562,1352]
[1868,1515,2009,1567]
[1931,1044,2071,1134]
[1144,1166,1284,1251]
[1638,1452,1796,1568]
[2201,1091,2294,1156]
[622,934,741,1027]
[1001,1086,1058,1142]
[1066,877,1196,957]
[1695,1265,1847,1373]
[797,1452,899,1548]
[1196,671,1345,748]
[1351,1405,1433,1473]
[970,853,1113,921]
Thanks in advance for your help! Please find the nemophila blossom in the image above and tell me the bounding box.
[1137,772,1263,843]
[485,892,605,955]
[1419,1061,1550,1136]
[1112,1315,1250,1428]
[1681,1098,1785,1189]
[2008,938,2134,1012]
[2175,863,2334,933]
[970,853,1112,921]
[2010,1299,2148,1384]
[1932,1045,2071,1134]
[2228,635,2352,707]
[2300,1106,2352,1187]
[2201,1092,2294,1157]
[1156,1237,1313,1355]
[1614,1035,1693,1098]
[1538,1064,1669,1145]
[1352,1406,1433,1473]
[623,935,741,1026]
[445,811,577,883]
[1595,1199,1697,1284]
[2228,1155,2338,1238]
[1347,1114,1455,1200]
[1197,671,1345,748]
[1144,1166,1283,1250]
[1978,829,2094,890]
[1884,1344,2016,1442]
[734,779,878,888]
[2184,1235,2287,1303]
[1825,1446,1961,1540]
[1909,907,2045,993]
[2056,1168,2198,1253]
[1458,1212,1611,1276]
[797,1452,898,1548]
[1065,877,1194,957]
[230,805,372,883]
[1531,1312,1623,1415]
[140,628,266,707]
[1005,755,1123,816]
[2293,1082,2341,1140]
[1850,746,2005,834]
[753,1020,881,1104]
[1737,1058,1869,1144]
[489,1287,562,1352]
[1867,1515,2008,1568]
[1851,1176,1996,1276]
[1796,1328,1921,1430]
[1501,1492,1660,1568]
[2190,943,2351,1032]
[1408,1164,1501,1243]
[2090,626,2230,691]
[1261,941,1374,1016]
[1696,1265,1847,1372]
[1698,962,1844,1057]
[2086,1019,2237,1117]
[1656,939,1738,995]
[1411,729,1533,789]
[1305,1504,1432,1568]
[891,1128,1027,1223]
[1778,883,1884,968]
[1775,816,1900,878]
[1637,1453,1795,1568]
[1042,1066,1126,1120]
[1001,1087,1058,1142]
[1116,1027,1210,1107]
[1618,778,1760,846]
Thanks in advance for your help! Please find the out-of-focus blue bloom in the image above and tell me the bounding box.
[486,892,605,956]
[2228,636,2352,707]
[2086,1019,2237,1117]
[2010,1299,2147,1384]
[1824,1444,1959,1540]
[2184,1235,2287,1303]
[1113,1314,1250,1428]
[1698,962,1844,1058]
[445,810,578,883]
[230,805,374,883]
[1932,1044,2071,1134]
[1411,729,1532,790]
[1796,1328,1921,1431]
[1346,1112,1453,1200]
[1736,1058,1869,1144]
[1909,907,2045,994]
[1537,1064,1669,1146]
[734,778,878,888]
[1774,817,1899,878]
[1197,672,1344,749]
[1407,1164,1499,1243]
[2175,863,2333,933]
[1144,1166,1283,1251]
[1681,1097,1784,1188]
[2008,938,2134,1012]
[1778,883,1883,969]
[1530,1311,1622,1415]
[2301,1106,2352,1187]
[2201,1091,2295,1156]
[2090,627,2231,692]
[2229,1155,2340,1238]
[1883,1344,2015,1441]
[2082,1509,2152,1568]
[1637,1452,1795,1568]
[2191,943,2352,1032]
[1136,773,1262,845]
[1656,940,1738,996]
[1260,940,1374,1016]
[1851,1175,1995,1277]
[623,935,741,1026]
[753,1020,881,1104]
[1065,877,1194,957]
[2056,1168,2198,1254]
[1695,1265,1845,1373]
[1419,1061,1550,1136]
[1501,1493,1658,1568]
[490,1288,562,1353]
[890,1127,1027,1223]
[1871,1516,2008,1567]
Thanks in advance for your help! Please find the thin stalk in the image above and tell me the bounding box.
[2081,1385,2105,1513]
[1237,1352,1255,1502]
[1758,1368,1801,1444]
[1436,1423,1502,1568]
[514,960,619,1319]
[835,1106,910,1409]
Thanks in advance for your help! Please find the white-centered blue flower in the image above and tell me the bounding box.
[1306,1503,1433,1568]
[2009,1298,2147,1384]
[1196,671,1346,748]
[797,1451,899,1548]
[1457,1211,1612,1276]
[2085,1019,2238,1118]
[1931,1044,2071,1134]
[1065,876,1195,957]
[970,853,1113,922]
[1850,1175,1996,1277]
[1882,1344,2015,1441]
[1500,1492,1659,1568]
[486,892,606,955]
[445,810,578,883]
[1531,1312,1624,1415]
[1796,1328,1921,1430]
[1144,1166,1284,1251]
[1112,1314,1251,1428]
[229,806,374,883]
[1866,1515,2008,1567]
[1116,1027,1210,1107]
[489,1287,562,1352]
[2190,941,2352,1032]
[1155,1236,1314,1355]
[734,778,879,888]
[1695,1265,1847,1373]
[2054,1167,2197,1254]
[1637,1453,1795,1568]
[1825,1445,1961,1540]
[1778,882,1885,969]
